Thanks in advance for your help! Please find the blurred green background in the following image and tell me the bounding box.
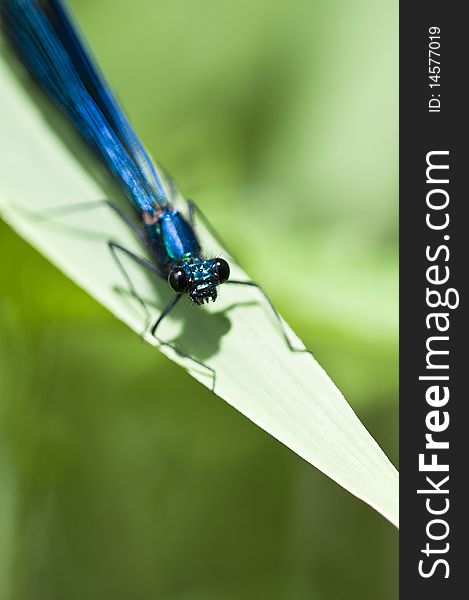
[0,0,398,598]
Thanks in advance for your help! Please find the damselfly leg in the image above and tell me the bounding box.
[151,294,217,390]
[188,200,311,356]
[25,198,218,389]
[109,245,216,389]
[107,240,159,333]
[109,246,217,388]
[225,280,311,355]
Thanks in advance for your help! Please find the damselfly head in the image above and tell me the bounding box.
[168,258,230,304]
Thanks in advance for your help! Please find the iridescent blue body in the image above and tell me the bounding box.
[1,0,229,304]
[144,208,225,303]
[1,0,309,387]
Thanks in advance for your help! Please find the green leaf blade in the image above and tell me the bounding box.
[0,44,398,527]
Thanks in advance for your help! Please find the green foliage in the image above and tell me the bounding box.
[0,0,398,598]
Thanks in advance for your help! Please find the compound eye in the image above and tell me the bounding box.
[214,258,230,284]
[168,268,188,293]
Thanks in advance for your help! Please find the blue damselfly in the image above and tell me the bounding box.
[1,0,308,388]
